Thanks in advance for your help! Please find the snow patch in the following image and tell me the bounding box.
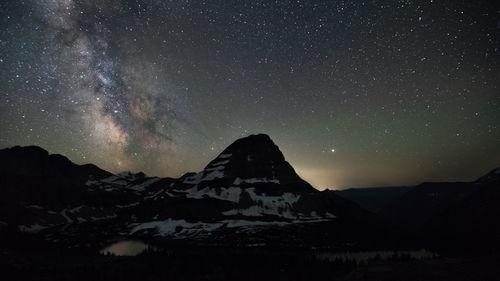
[201,169,225,181]
[60,209,73,224]
[222,209,239,216]
[130,218,332,237]
[205,165,225,172]
[85,180,98,186]
[18,224,47,233]
[101,176,128,185]
[224,220,289,228]
[176,186,242,203]
[240,206,264,216]
[183,173,203,184]
[245,188,301,218]
[27,205,43,209]
[220,189,303,219]
[90,213,117,221]
[116,202,140,208]
[130,219,223,236]
[325,212,336,218]
[209,160,229,166]
[144,190,164,200]
[219,187,242,202]
[69,205,85,213]
[184,187,217,199]
[233,177,280,185]
[127,177,160,191]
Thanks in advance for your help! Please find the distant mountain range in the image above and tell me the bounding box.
[336,168,500,252]
[0,134,392,251]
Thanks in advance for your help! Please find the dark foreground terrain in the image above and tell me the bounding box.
[1,247,499,281]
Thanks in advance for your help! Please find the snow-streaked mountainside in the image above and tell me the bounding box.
[0,134,387,249]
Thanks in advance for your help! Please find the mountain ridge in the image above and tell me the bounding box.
[334,169,500,252]
[0,134,390,251]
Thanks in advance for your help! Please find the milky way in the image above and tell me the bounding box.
[1,1,499,189]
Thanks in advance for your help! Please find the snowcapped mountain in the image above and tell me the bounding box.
[0,135,387,250]
[126,134,355,243]
[142,134,333,222]
[179,134,317,193]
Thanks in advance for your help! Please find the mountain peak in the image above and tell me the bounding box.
[182,134,317,193]
[211,133,283,164]
[225,133,276,149]
[0,145,112,180]
[1,145,49,157]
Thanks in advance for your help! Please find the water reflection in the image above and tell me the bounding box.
[316,249,437,263]
[100,240,150,256]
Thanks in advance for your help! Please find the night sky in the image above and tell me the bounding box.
[1,0,499,189]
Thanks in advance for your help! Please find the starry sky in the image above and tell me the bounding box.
[1,0,499,190]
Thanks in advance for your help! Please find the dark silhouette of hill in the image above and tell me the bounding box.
[335,186,414,214]
[335,168,500,252]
